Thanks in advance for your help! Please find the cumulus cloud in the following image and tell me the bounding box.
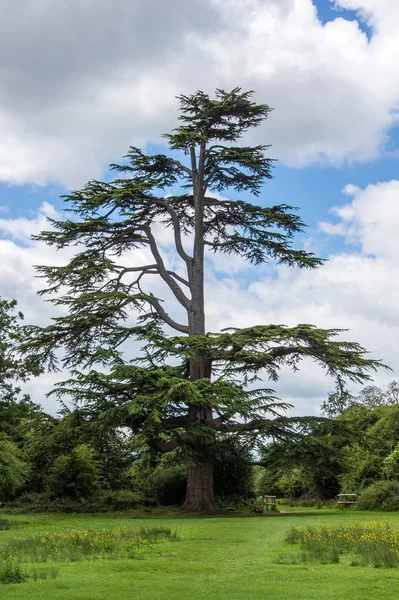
[0,0,398,185]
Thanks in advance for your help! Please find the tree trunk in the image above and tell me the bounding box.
[181,453,218,513]
[182,142,219,513]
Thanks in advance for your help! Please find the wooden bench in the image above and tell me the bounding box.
[337,493,357,509]
[263,495,277,511]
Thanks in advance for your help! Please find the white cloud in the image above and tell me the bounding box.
[319,180,399,262]
[0,0,397,185]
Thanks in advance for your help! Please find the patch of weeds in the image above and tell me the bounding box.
[31,566,59,581]
[139,526,178,540]
[275,549,339,565]
[275,553,303,565]
[0,526,178,565]
[0,518,13,530]
[284,522,399,568]
[0,559,27,584]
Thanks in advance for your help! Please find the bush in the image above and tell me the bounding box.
[277,468,308,500]
[146,464,187,506]
[98,489,144,510]
[0,436,28,500]
[0,559,27,584]
[213,437,254,504]
[45,444,101,499]
[5,489,145,513]
[356,480,399,511]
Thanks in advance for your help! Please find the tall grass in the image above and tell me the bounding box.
[0,525,177,584]
[0,519,13,530]
[282,522,399,568]
[1,525,177,563]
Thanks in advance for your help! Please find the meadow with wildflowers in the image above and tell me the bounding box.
[0,521,177,585]
[2,509,399,599]
[282,521,399,567]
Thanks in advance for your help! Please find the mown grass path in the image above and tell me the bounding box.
[2,509,399,599]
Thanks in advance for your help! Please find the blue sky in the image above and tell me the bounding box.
[0,0,398,413]
[316,0,372,36]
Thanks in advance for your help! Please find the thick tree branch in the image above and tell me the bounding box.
[147,436,180,453]
[168,271,190,288]
[149,294,189,334]
[161,415,190,429]
[144,225,191,309]
[152,198,192,265]
[169,158,192,177]
[204,415,226,430]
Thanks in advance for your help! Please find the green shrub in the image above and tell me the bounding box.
[382,444,399,479]
[147,464,187,505]
[0,436,28,500]
[356,480,399,511]
[0,559,27,584]
[213,437,254,504]
[45,444,101,499]
[277,468,308,499]
[5,489,144,513]
[98,489,144,510]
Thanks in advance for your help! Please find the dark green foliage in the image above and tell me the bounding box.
[338,403,399,492]
[5,490,145,513]
[145,464,187,506]
[213,437,254,503]
[0,435,28,500]
[23,407,133,495]
[45,444,100,499]
[356,480,399,511]
[262,386,399,505]
[130,438,254,506]
[0,297,51,500]
[258,419,351,499]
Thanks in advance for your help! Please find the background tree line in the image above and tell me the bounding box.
[0,295,397,511]
[257,382,399,510]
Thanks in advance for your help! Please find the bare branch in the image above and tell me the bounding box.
[153,198,192,265]
[144,225,191,310]
[116,264,158,272]
[115,264,189,288]
[149,294,189,334]
[169,158,192,177]
[168,271,190,288]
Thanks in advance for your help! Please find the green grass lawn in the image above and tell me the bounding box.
[2,508,399,599]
